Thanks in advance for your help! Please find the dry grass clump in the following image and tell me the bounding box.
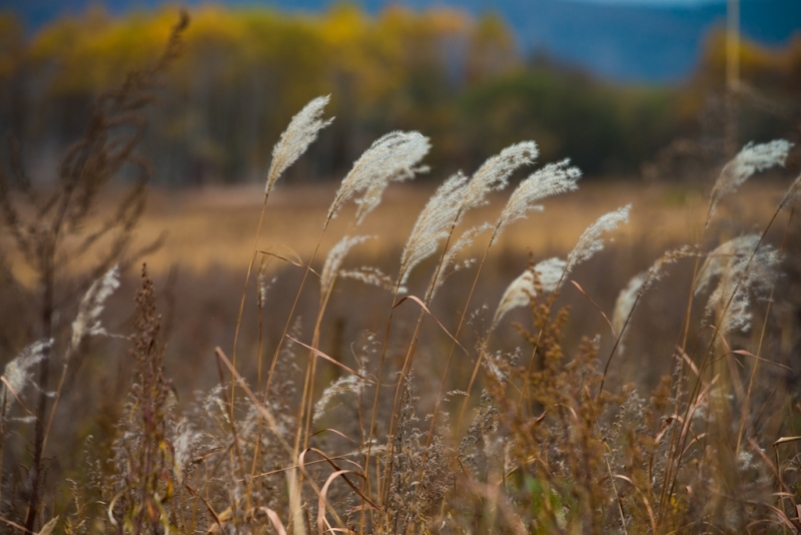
[2,15,801,534]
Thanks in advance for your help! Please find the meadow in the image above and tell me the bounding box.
[2,14,801,535]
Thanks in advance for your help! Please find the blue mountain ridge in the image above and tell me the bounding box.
[2,0,799,82]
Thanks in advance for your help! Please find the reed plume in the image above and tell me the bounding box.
[327,131,430,226]
[565,204,632,275]
[265,95,334,195]
[399,171,469,286]
[708,139,792,220]
[612,247,693,347]
[493,257,566,326]
[461,141,538,211]
[70,264,120,350]
[320,235,373,300]
[496,159,581,235]
[1,340,52,407]
[695,235,780,334]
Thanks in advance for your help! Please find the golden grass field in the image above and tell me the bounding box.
[117,178,785,275]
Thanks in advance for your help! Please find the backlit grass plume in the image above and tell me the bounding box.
[708,139,792,220]
[327,131,430,226]
[1,339,52,408]
[612,246,693,346]
[320,235,373,301]
[70,264,120,350]
[495,158,581,235]
[695,235,780,334]
[264,95,334,195]
[431,222,493,298]
[461,141,538,212]
[493,257,566,326]
[399,171,469,286]
[565,204,631,275]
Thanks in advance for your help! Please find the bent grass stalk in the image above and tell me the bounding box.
[659,197,789,524]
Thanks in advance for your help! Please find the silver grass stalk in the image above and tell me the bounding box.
[399,171,470,286]
[71,265,120,351]
[431,223,493,299]
[565,204,631,276]
[461,141,539,212]
[320,235,373,300]
[327,131,430,225]
[265,95,334,195]
[695,235,780,334]
[695,235,759,295]
[172,417,200,484]
[339,266,401,294]
[708,139,792,220]
[493,257,567,326]
[612,272,647,338]
[1,339,53,408]
[612,246,693,346]
[496,159,581,235]
[312,374,365,423]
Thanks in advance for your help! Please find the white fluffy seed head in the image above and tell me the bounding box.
[327,131,430,225]
[708,139,792,219]
[265,95,334,194]
[695,235,760,295]
[565,204,631,276]
[339,266,402,294]
[1,339,52,408]
[462,141,539,212]
[431,222,493,300]
[493,257,567,327]
[612,246,694,339]
[71,265,120,351]
[497,159,581,236]
[399,171,470,286]
[320,235,373,300]
[695,236,779,334]
[313,374,365,423]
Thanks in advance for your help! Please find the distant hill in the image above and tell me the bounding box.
[2,0,800,82]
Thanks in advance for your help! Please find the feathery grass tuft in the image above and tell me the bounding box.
[327,131,430,225]
[265,95,334,195]
[708,139,792,219]
[565,204,631,275]
[70,264,120,350]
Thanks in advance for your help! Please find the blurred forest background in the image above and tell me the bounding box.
[0,1,799,187]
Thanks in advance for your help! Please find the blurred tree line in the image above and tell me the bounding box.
[0,4,798,186]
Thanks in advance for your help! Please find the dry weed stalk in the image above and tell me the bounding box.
[0,13,188,531]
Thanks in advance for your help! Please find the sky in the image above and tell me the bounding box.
[575,0,725,4]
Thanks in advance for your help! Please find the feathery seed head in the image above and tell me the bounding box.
[340,266,401,294]
[708,139,792,219]
[612,272,647,339]
[71,264,120,351]
[320,235,373,300]
[265,95,334,194]
[313,375,365,423]
[399,171,469,285]
[493,257,566,326]
[695,235,760,295]
[1,339,52,407]
[696,235,780,334]
[462,141,539,212]
[496,158,581,236]
[612,246,693,339]
[327,131,430,225]
[431,222,493,299]
[565,204,631,275]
